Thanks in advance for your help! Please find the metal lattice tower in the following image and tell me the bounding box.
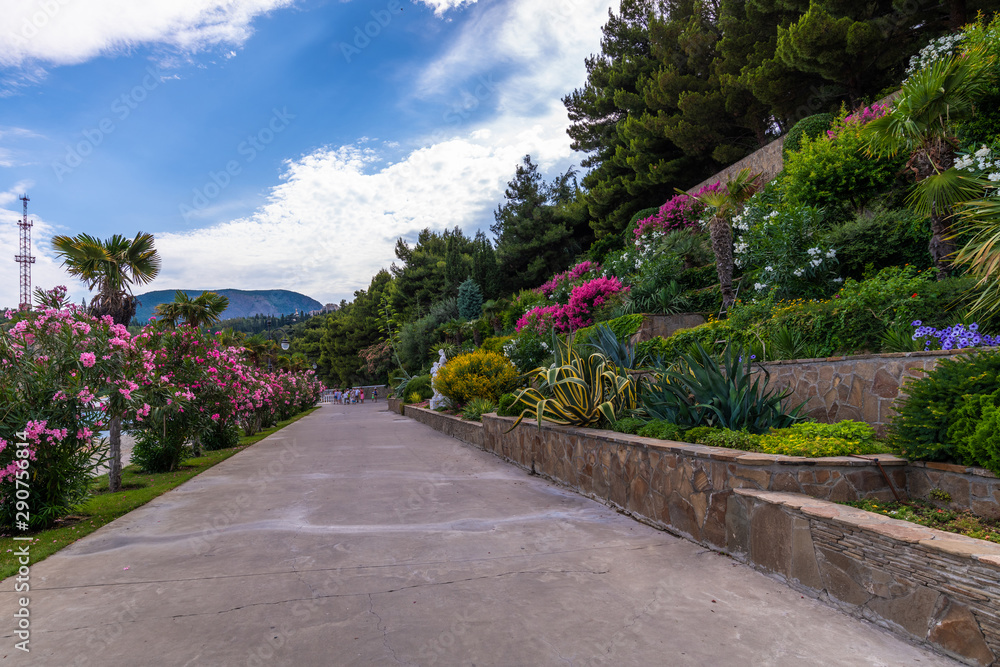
[14,195,35,309]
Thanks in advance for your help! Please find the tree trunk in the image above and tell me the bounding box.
[108,417,122,493]
[950,0,967,31]
[929,208,956,279]
[709,217,736,311]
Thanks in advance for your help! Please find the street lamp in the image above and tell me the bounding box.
[280,337,290,351]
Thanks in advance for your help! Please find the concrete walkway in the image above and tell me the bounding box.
[2,402,956,666]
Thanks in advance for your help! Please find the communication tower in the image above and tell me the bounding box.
[15,195,35,309]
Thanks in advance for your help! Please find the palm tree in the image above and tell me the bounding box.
[864,51,993,277]
[52,232,161,493]
[696,169,762,313]
[954,199,1000,317]
[155,291,229,328]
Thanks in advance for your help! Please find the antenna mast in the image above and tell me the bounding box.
[15,195,35,309]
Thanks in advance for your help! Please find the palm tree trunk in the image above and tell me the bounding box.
[709,217,736,311]
[929,205,956,279]
[108,417,122,492]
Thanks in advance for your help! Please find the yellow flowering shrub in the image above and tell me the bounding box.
[433,349,520,406]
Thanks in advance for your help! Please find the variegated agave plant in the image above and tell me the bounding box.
[506,334,638,431]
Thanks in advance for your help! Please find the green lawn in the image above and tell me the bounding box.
[0,407,318,580]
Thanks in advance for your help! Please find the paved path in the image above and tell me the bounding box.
[2,402,956,666]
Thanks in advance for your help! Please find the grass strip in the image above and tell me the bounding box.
[0,407,318,580]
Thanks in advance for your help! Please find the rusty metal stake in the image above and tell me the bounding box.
[850,454,907,504]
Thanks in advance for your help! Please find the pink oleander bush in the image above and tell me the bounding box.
[0,288,154,528]
[633,182,722,241]
[0,287,324,526]
[516,276,628,334]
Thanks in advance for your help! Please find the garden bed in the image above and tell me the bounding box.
[843,498,1000,545]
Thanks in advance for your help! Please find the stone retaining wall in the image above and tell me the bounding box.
[407,407,485,449]
[407,407,905,548]
[728,489,1000,666]
[631,313,706,344]
[757,349,988,433]
[908,461,1000,520]
[386,397,403,415]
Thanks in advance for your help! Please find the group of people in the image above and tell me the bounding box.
[330,387,378,405]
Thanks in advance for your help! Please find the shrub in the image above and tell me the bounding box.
[480,334,514,355]
[497,393,520,417]
[610,417,647,435]
[783,110,904,213]
[637,420,683,440]
[782,113,833,158]
[956,394,1000,476]
[503,332,551,373]
[407,391,423,404]
[406,374,434,401]
[202,421,241,451]
[894,351,1000,462]
[433,349,520,405]
[735,202,839,301]
[588,233,625,264]
[461,397,497,422]
[757,420,886,457]
[822,208,932,281]
[696,428,760,451]
[131,427,190,473]
[683,426,717,444]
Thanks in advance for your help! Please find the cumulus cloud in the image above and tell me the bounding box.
[146,0,612,304]
[0,0,294,69]
[416,0,478,15]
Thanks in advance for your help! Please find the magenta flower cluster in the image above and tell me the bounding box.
[633,182,722,241]
[537,260,601,296]
[516,276,628,335]
[827,103,888,138]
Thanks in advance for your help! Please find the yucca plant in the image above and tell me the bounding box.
[507,334,639,430]
[461,397,497,422]
[641,341,802,434]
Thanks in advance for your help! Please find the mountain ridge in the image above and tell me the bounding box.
[134,288,324,323]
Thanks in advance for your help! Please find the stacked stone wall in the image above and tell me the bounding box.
[729,490,1000,666]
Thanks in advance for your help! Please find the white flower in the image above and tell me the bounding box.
[793,268,805,277]
[764,265,773,273]
[807,247,820,256]
[832,277,844,284]
[989,172,1000,182]
[754,282,766,291]
[810,259,822,267]
[826,249,836,258]
[768,210,778,219]
[734,242,748,254]
[976,145,991,158]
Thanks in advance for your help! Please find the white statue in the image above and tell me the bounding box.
[429,348,448,409]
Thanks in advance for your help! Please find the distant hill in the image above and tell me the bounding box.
[134,289,324,323]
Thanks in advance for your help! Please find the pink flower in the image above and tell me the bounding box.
[80,352,96,367]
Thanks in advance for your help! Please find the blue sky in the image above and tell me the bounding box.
[0,0,614,307]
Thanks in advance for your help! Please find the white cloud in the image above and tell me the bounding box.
[416,0,479,16]
[0,0,294,69]
[149,0,612,304]
[7,0,614,307]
